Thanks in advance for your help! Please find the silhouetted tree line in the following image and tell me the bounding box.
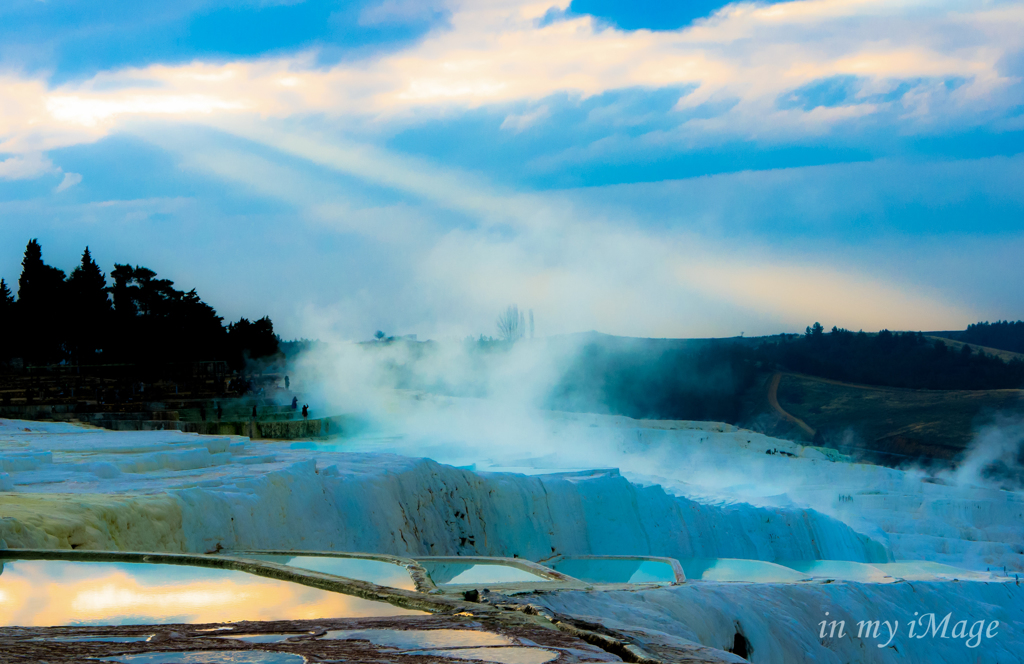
[757,323,1024,390]
[547,337,759,422]
[0,240,280,370]
[957,320,1024,354]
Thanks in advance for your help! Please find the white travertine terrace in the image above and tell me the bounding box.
[2,407,1023,662]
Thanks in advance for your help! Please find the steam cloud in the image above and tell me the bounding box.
[947,416,1024,490]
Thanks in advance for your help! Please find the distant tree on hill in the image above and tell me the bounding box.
[548,337,757,422]
[0,279,12,309]
[227,316,280,369]
[109,264,169,362]
[174,289,227,362]
[759,324,1024,390]
[17,239,67,364]
[279,338,326,359]
[108,264,226,365]
[110,265,174,319]
[496,304,523,342]
[0,278,13,362]
[0,239,284,373]
[66,247,112,362]
[961,320,1024,354]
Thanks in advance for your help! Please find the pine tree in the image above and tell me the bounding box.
[226,316,279,369]
[4,238,282,370]
[16,239,67,364]
[0,278,12,311]
[67,247,112,361]
[68,248,108,309]
[18,240,45,303]
[0,278,13,361]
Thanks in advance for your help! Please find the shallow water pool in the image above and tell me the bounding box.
[778,560,896,583]
[238,555,416,590]
[101,652,306,664]
[873,561,1003,582]
[0,559,425,627]
[418,562,551,585]
[412,647,558,664]
[678,558,811,583]
[322,628,512,648]
[547,558,677,584]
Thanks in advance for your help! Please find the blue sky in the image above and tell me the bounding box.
[1,0,1023,340]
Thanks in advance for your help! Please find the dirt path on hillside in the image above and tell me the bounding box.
[766,372,816,436]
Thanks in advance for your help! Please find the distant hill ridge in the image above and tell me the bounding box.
[929,320,1024,355]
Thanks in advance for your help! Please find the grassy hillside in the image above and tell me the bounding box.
[758,372,1024,467]
[925,336,1024,364]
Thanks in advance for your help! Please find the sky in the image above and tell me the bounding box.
[1,0,1022,341]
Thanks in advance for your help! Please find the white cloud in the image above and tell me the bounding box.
[0,153,58,180]
[46,92,246,127]
[500,105,549,132]
[55,172,83,192]
[0,149,80,193]
[0,0,1020,156]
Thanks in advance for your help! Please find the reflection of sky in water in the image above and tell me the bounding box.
[216,633,309,643]
[872,562,999,582]
[32,635,153,642]
[413,648,557,664]
[549,559,675,584]
[779,560,896,583]
[411,647,557,664]
[240,555,416,590]
[628,561,676,583]
[420,563,548,585]
[322,628,512,648]
[0,560,425,627]
[677,558,810,582]
[101,652,306,664]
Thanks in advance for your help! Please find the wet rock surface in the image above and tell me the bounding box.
[0,614,625,663]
